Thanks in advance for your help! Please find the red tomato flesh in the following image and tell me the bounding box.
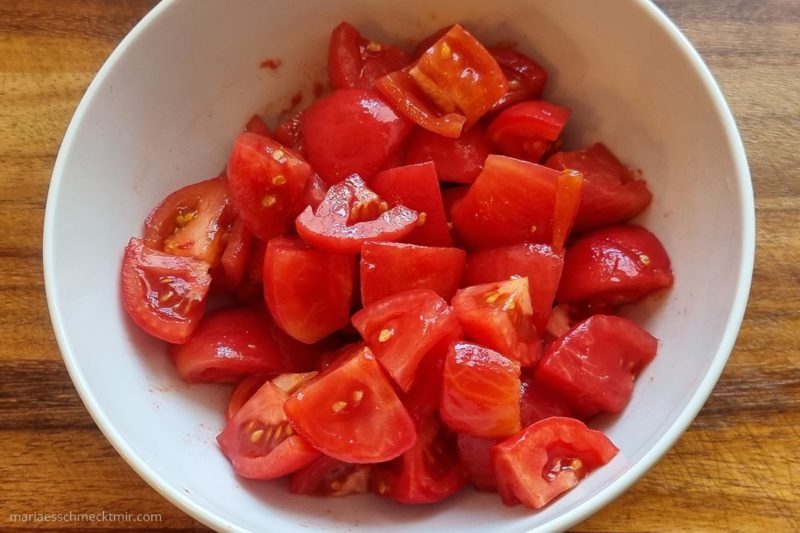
[519,373,576,427]
[290,455,372,497]
[552,169,584,251]
[404,123,491,184]
[220,217,254,289]
[328,22,411,90]
[488,101,570,163]
[284,347,417,463]
[457,433,498,492]
[244,114,272,137]
[226,375,268,422]
[360,241,466,306]
[274,110,306,156]
[489,48,549,112]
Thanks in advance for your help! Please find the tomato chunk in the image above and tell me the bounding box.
[370,162,452,246]
[464,243,564,333]
[220,217,254,289]
[545,143,652,232]
[226,375,269,421]
[328,22,411,90]
[552,169,584,250]
[440,342,521,438]
[296,174,418,254]
[535,315,658,417]
[489,48,549,112]
[290,455,371,496]
[452,277,542,367]
[263,236,355,344]
[360,242,466,306]
[274,110,306,156]
[227,133,312,241]
[404,123,491,184]
[457,433,498,492]
[352,289,461,391]
[303,88,412,184]
[120,238,211,344]
[143,175,233,266]
[557,225,674,306]
[244,114,272,137]
[217,380,321,479]
[400,328,460,421]
[519,373,576,426]
[284,347,417,463]
[492,417,618,509]
[488,101,570,163]
[371,417,467,504]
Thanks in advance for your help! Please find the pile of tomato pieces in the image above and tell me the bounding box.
[120,22,674,510]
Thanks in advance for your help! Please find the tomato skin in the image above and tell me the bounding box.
[143,175,233,267]
[227,132,312,241]
[263,236,355,344]
[236,239,267,303]
[487,101,570,163]
[492,417,618,509]
[220,217,254,289]
[545,143,652,232]
[552,169,584,251]
[244,114,272,137]
[303,88,412,184]
[328,22,411,90]
[169,307,287,383]
[452,277,542,367]
[217,380,321,479]
[440,342,522,439]
[274,110,306,156]
[489,48,549,112]
[290,455,372,496]
[451,155,561,249]
[404,124,491,184]
[352,289,461,391]
[284,347,417,463]
[519,373,576,426]
[464,243,564,333]
[456,433,498,492]
[557,225,674,306]
[121,238,211,344]
[370,162,452,246]
[226,375,269,421]
[360,242,466,306]
[401,325,462,421]
[296,174,419,254]
[371,417,467,504]
[535,315,658,417]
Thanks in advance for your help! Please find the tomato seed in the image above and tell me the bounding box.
[272,174,287,185]
[261,194,278,207]
[332,401,347,412]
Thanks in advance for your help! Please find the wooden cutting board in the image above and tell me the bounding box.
[0,0,797,530]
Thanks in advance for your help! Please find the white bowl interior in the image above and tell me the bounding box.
[44,0,753,531]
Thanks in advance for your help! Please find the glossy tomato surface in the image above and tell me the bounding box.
[328,22,410,90]
[489,47,549,111]
[488,101,569,163]
[404,124,491,184]
[220,217,254,289]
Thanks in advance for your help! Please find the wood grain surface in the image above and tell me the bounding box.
[0,0,798,531]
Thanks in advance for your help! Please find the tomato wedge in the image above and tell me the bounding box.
[303,88,412,184]
[404,123,491,184]
[284,347,417,463]
[352,289,461,391]
[220,217,254,289]
[451,155,561,249]
[244,114,272,137]
[290,455,372,496]
[217,380,321,479]
[440,342,521,438]
[456,433,498,492]
[295,174,419,253]
[370,162,452,246]
[328,22,411,89]
[226,375,268,421]
[452,277,542,367]
[143,175,233,266]
[263,236,355,344]
[535,315,658,417]
[371,417,467,504]
[227,132,312,241]
[488,101,570,163]
[552,169,584,250]
[274,110,306,156]
[557,225,674,306]
[519,373,576,426]
[492,417,618,509]
[120,238,211,344]
[400,326,461,421]
[360,241,466,306]
[489,47,549,112]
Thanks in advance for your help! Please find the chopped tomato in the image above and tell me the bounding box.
[452,277,542,367]
[236,239,266,303]
[552,169,584,250]
[220,217,254,289]
[519,373,576,426]
[121,238,211,344]
[401,326,461,420]
[290,455,371,496]
[352,289,461,391]
[169,307,286,383]
[226,375,268,421]
[274,110,306,155]
[293,173,327,217]
[557,225,674,306]
[545,143,652,232]
[451,155,561,249]
[217,381,321,479]
[143,175,233,266]
[371,417,467,504]
[441,185,470,222]
[244,114,272,137]
[412,26,451,58]
[370,162,452,246]
[409,25,508,127]
[456,433,498,492]
[492,417,618,509]
[295,174,418,254]
[463,243,564,332]
[328,22,411,89]
[227,132,312,241]
[489,48,549,112]
[303,88,412,184]
[535,315,658,417]
[360,242,466,306]
[263,236,355,344]
[284,347,417,463]
[404,123,491,184]
[487,101,570,163]
[440,342,521,438]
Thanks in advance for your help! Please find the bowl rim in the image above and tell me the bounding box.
[42,0,755,531]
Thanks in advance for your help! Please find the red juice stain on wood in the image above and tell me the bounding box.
[260,58,283,69]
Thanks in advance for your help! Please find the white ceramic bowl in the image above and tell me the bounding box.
[44,0,754,531]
